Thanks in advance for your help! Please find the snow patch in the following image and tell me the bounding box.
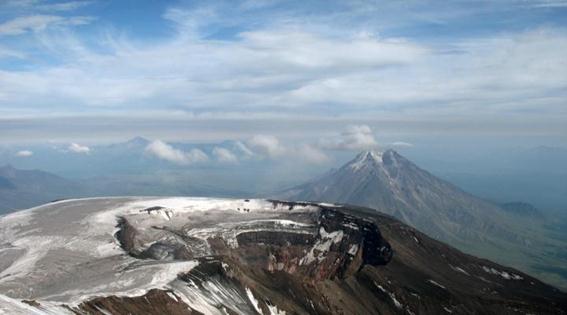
[166,291,179,302]
[300,227,344,265]
[373,281,402,309]
[481,266,523,280]
[427,279,446,289]
[449,265,470,276]
[342,222,359,230]
[348,244,359,256]
[267,303,286,315]
[246,287,262,314]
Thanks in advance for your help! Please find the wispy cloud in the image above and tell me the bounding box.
[247,135,286,158]
[0,15,93,36]
[528,0,567,8]
[36,1,93,12]
[0,46,24,59]
[0,0,92,12]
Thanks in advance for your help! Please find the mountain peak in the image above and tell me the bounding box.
[121,136,150,148]
[349,149,402,171]
[349,150,383,171]
[356,149,384,161]
[126,136,150,145]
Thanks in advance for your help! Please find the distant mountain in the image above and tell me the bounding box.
[1,198,565,314]
[0,165,85,214]
[280,150,521,246]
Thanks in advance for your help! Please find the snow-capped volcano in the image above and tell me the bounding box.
[280,149,523,250]
[0,197,565,314]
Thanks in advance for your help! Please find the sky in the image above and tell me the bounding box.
[0,0,566,151]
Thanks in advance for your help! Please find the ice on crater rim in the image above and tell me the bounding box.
[0,197,323,309]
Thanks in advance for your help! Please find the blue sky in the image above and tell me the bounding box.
[0,0,566,151]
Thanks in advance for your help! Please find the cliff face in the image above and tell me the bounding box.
[0,197,565,315]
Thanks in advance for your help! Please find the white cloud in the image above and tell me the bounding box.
[15,150,33,157]
[391,141,414,147]
[319,125,378,151]
[0,15,93,36]
[68,142,90,154]
[246,135,286,158]
[145,140,208,165]
[212,147,238,164]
